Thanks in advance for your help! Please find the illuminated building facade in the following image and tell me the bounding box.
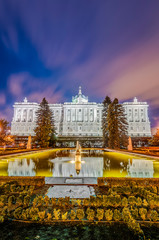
[11,87,151,145]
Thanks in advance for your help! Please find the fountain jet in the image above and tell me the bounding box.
[75,141,82,174]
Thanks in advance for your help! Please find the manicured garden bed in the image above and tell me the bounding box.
[0,178,159,238]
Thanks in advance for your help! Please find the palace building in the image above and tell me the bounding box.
[11,87,151,146]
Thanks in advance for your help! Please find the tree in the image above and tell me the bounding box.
[0,119,13,146]
[149,128,159,146]
[107,98,128,149]
[102,96,111,147]
[34,98,56,148]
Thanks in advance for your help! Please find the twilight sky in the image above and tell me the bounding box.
[0,0,159,131]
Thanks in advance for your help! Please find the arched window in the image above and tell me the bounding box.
[28,109,33,122]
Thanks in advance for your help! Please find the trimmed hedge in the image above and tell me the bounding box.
[0,176,45,186]
[97,177,159,188]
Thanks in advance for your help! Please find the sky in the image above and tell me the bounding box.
[0,0,159,132]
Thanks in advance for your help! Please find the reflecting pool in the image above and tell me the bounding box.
[0,149,159,177]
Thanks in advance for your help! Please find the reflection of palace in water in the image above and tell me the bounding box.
[8,158,36,176]
[127,159,154,178]
[51,157,103,177]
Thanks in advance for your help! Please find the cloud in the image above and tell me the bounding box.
[104,39,159,105]
[7,72,63,103]
[1,0,159,129]
[28,87,63,104]
[0,105,12,122]
[0,93,6,105]
[8,73,26,97]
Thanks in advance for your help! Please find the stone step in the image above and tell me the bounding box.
[45,177,97,185]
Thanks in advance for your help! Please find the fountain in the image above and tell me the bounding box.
[27,135,32,150]
[127,136,133,151]
[75,141,82,174]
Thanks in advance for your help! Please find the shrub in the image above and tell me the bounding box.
[86,208,95,221]
[0,195,7,207]
[53,209,61,220]
[131,207,139,219]
[29,207,39,221]
[33,196,43,207]
[8,195,15,207]
[96,196,103,207]
[122,186,131,195]
[103,195,108,207]
[70,210,76,220]
[122,207,131,222]
[105,209,113,221]
[149,210,158,221]
[38,211,45,221]
[114,195,121,207]
[96,208,104,221]
[10,184,16,192]
[142,199,148,208]
[139,208,147,221]
[37,196,44,207]
[16,195,23,205]
[62,212,68,220]
[21,209,29,220]
[1,206,8,219]
[136,197,142,207]
[128,196,136,207]
[149,199,155,209]
[29,185,35,193]
[4,183,10,193]
[63,197,70,208]
[57,198,63,207]
[76,209,85,220]
[47,213,52,221]
[83,198,90,207]
[76,199,82,207]
[14,207,22,219]
[51,198,56,206]
[113,209,121,221]
[44,196,50,206]
[121,197,128,207]
[32,197,38,207]
[0,216,4,223]
[122,207,143,235]
[24,195,31,206]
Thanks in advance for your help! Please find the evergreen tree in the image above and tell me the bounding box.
[149,129,159,146]
[102,96,111,147]
[107,98,128,149]
[34,98,56,148]
[0,119,12,146]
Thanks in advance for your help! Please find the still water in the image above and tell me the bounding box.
[0,149,159,178]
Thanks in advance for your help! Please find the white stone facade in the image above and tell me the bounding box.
[123,97,151,137]
[11,87,151,138]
